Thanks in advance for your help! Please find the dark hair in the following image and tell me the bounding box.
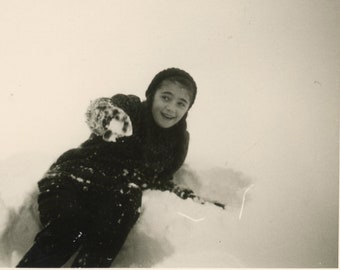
[145,68,197,108]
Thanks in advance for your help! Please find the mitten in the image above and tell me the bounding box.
[172,186,196,200]
[172,186,226,209]
[85,97,133,142]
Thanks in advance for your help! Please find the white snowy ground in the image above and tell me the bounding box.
[0,152,252,268]
[0,139,338,268]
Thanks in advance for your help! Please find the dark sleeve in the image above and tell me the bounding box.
[171,131,190,175]
[111,94,142,125]
[51,142,97,168]
[152,131,195,200]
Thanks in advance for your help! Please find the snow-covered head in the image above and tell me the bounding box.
[146,68,197,128]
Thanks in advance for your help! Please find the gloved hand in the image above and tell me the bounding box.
[85,97,133,142]
[172,186,196,199]
[172,186,226,209]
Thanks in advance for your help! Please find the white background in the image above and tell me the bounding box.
[0,0,339,267]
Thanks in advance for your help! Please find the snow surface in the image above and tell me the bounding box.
[0,152,252,268]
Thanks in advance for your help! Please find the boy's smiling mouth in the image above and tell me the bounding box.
[161,112,176,120]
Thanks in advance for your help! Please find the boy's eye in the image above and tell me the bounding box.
[161,95,170,101]
[178,101,189,109]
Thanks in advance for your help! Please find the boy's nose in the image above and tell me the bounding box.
[164,103,176,113]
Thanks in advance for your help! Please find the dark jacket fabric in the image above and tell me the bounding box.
[18,66,198,268]
[17,94,192,268]
[39,94,189,195]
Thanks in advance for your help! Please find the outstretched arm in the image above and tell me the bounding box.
[152,132,226,209]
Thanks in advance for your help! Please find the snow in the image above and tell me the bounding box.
[0,0,339,268]
[1,136,336,268]
[86,97,133,142]
[0,153,252,267]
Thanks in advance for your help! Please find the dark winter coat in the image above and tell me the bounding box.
[37,94,190,226]
[41,93,188,189]
[17,67,199,268]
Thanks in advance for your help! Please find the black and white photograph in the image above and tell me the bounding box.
[0,0,339,268]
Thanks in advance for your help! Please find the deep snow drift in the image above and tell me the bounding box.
[0,151,252,268]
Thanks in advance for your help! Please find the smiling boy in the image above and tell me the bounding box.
[17,68,198,268]
[152,80,192,128]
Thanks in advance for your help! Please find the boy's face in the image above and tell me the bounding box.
[152,80,191,128]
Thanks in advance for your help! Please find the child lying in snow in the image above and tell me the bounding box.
[17,68,207,268]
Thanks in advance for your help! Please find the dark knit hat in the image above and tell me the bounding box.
[145,68,197,108]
